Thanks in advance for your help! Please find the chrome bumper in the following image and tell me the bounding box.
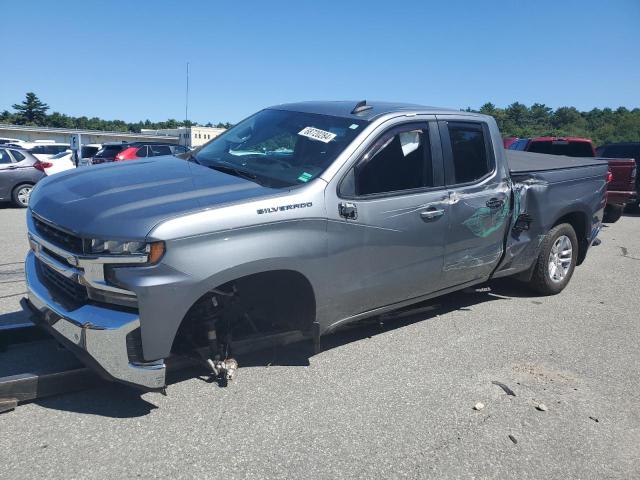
[24,251,166,390]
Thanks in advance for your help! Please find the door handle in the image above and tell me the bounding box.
[486,198,504,209]
[6,165,17,170]
[420,207,445,220]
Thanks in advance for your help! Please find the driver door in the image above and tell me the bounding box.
[325,120,449,321]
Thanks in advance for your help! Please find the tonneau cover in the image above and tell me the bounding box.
[506,149,608,173]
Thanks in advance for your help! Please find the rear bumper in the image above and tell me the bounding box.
[607,190,637,206]
[23,251,166,390]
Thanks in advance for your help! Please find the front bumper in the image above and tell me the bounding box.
[24,251,166,390]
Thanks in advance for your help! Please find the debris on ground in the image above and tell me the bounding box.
[473,402,485,411]
[589,416,599,423]
[508,434,518,444]
[492,381,516,396]
[536,403,548,411]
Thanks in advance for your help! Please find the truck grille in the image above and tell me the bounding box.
[37,258,88,305]
[33,216,84,253]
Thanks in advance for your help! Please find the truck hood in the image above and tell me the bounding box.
[29,157,277,239]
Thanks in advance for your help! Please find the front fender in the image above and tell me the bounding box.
[116,219,328,360]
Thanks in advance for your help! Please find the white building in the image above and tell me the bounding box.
[141,126,226,148]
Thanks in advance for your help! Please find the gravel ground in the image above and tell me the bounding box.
[0,206,638,479]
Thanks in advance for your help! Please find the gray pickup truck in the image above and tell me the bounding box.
[23,101,608,390]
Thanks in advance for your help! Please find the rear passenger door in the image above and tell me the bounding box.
[438,119,510,287]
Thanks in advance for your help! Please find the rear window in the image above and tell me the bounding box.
[597,144,640,160]
[95,145,126,157]
[81,146,99,158]
[528,140,594,157]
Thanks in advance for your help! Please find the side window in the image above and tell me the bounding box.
[30,146,44,155]
[150,145,172,156]
[0,149,12,164]
[447,123,492,184]
[355,125,432,196]
[136,146,148,157]
[172,145,188,154]
[10,150,25,161]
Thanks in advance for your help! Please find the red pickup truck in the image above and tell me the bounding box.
[508,137,637,222]
[597,142,640,212]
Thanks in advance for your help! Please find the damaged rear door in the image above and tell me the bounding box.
[438,119,511,286]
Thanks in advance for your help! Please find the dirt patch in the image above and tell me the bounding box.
[512,363,576,384]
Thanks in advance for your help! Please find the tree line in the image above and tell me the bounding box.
[1,92,233,133]
[2,93,639,146]
[470,102,639,145]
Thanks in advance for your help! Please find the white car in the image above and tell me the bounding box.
[27,142,70,161]
[42,144,102,176]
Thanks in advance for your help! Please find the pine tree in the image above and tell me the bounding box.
[12,92,49,125]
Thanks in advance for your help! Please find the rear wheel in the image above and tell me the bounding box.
[12,184,33,208]
[603,204,623,223]
[528,223,578,295]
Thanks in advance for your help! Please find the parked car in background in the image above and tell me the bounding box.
[26,142,70,161]
[0,147,45,207]
[114,143,188,161]
[0,137,25,146]
[509,136,596,156]
[91,142,188,164]
[46,144,103,175]
[503,137,518,149]
[91,142,128,164]
[596,142,640,211]
[508,136,636,222]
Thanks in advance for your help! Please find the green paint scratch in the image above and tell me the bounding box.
[463,200,510,238]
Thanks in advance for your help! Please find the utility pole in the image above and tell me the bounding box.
[185,62,190,124]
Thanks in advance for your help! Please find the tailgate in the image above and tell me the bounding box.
[601,157,637,191]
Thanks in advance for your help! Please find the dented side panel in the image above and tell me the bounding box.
[493,164,607,278]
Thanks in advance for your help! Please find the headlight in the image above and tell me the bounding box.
[90,239,147,255]
[89,239,165,264]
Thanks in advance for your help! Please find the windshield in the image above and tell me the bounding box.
[194,109,367,188]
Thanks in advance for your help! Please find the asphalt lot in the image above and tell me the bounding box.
[0,205,638,479]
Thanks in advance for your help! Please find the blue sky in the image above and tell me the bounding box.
[1,0,638,124]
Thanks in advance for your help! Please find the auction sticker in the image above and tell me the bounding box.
[298,126,336,143]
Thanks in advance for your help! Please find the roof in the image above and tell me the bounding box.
[271,101,457,121]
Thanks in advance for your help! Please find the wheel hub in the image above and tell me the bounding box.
[548,235,572,283]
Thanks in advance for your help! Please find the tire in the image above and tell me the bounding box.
[11,184,34,208]
[528,223,578,295]
[603,204,623,223]
[625,200,640,214]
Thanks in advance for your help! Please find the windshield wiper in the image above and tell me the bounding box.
[207,162,261,184]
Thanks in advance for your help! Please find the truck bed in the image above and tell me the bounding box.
[506,150,608,173]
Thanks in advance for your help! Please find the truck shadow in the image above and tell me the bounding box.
[24,278,539,418]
